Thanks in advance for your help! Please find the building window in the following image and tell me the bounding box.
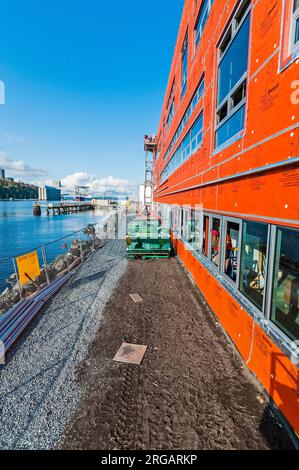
[181,32,188,98]
[163,75,204,162]
[239,221,268,311]
[215,1,251,148]
[167,100,175,129]
[211,217,221,267]
[181,209,187,239]
[270,227,299,342]
[194,0,214,49]
[223,220,240,283]
[281,0,299,68]
[191,210,201,250]
[161,112,203,183]
[185,209,196,246]
[202,215,210,257]
[292,0,299,50]
[173,207,181,237]
[166,79,175,111]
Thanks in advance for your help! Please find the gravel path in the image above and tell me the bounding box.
[0,238,127,450]
[60,258,294,450]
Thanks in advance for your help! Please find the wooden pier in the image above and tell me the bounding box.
[33,202,95,216]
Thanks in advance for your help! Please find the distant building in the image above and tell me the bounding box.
[61,194,73,201]
[38,185,61,201]
[0,168,5,180]
[92,194,129,206]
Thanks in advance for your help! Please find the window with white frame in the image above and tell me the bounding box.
[181,32,188,98]
[210,217,221,268]
[270,226,299,342]
[194,0,215,49]
[292,0,299,51]
[180,205,299,345]
[222,220,241,284]
[202,215,210,257]
[239,221,268,312]
[215,0,251,148]
[189,209,201,250]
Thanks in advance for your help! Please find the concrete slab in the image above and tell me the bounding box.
[129,293,143,303]
[113,342,147,365]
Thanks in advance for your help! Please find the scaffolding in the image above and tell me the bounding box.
[143,135,157,213]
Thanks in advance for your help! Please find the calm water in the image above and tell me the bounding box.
[0,200,107,291]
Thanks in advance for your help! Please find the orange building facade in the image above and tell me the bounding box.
[152,0,299,438]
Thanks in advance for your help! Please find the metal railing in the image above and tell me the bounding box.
[0,217,115,317]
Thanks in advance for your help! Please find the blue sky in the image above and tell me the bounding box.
[0,0,184,194]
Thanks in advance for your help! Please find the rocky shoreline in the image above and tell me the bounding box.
[0,214,117,317]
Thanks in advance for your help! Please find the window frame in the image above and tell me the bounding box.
[181,208,189,241]
[209,215,223,271]
[179,207,298,350]
[220,217,243,288]
[181,31,189,99]
[167,99,175,129]
[215,1,251,150]
[199,213,271,317]
[265,225,299,343]
[291,0,299,53]
[280,0,299,69]
[178,205,299,348]
[238,220,271,314]
[163,74,205,162]
[161,111,204,183]
[200,213,223,271]
[201,212,211,258]
[194,0,214,50]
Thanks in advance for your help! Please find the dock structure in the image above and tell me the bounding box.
[33,201,95,216]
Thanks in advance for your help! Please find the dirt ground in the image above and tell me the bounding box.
[60,258,294,450]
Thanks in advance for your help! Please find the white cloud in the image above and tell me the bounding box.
[61,172,138,197]
[0,150,48,180]
[2,132,27,144]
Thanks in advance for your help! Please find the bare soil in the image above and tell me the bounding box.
[60,258,294,450]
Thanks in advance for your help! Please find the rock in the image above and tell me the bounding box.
[66,252,75,263]
[70,240,80,256]
[81,241,90,250]
[22,284,36,297]
[54,259,68,272]
[0,288,9,297]
[53,254,66,264]
[6,273,17,286]
[35,269,47,285]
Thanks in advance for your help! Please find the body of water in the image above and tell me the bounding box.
[0,200,108,291]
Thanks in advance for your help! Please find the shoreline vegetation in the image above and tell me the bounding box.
[0,178,38,200]
[0,214,116,317]
[0,198,38,201]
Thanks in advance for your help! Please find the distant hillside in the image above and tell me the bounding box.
[0,178,38,200]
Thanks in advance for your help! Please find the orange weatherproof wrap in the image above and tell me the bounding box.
[152,0,299,435]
